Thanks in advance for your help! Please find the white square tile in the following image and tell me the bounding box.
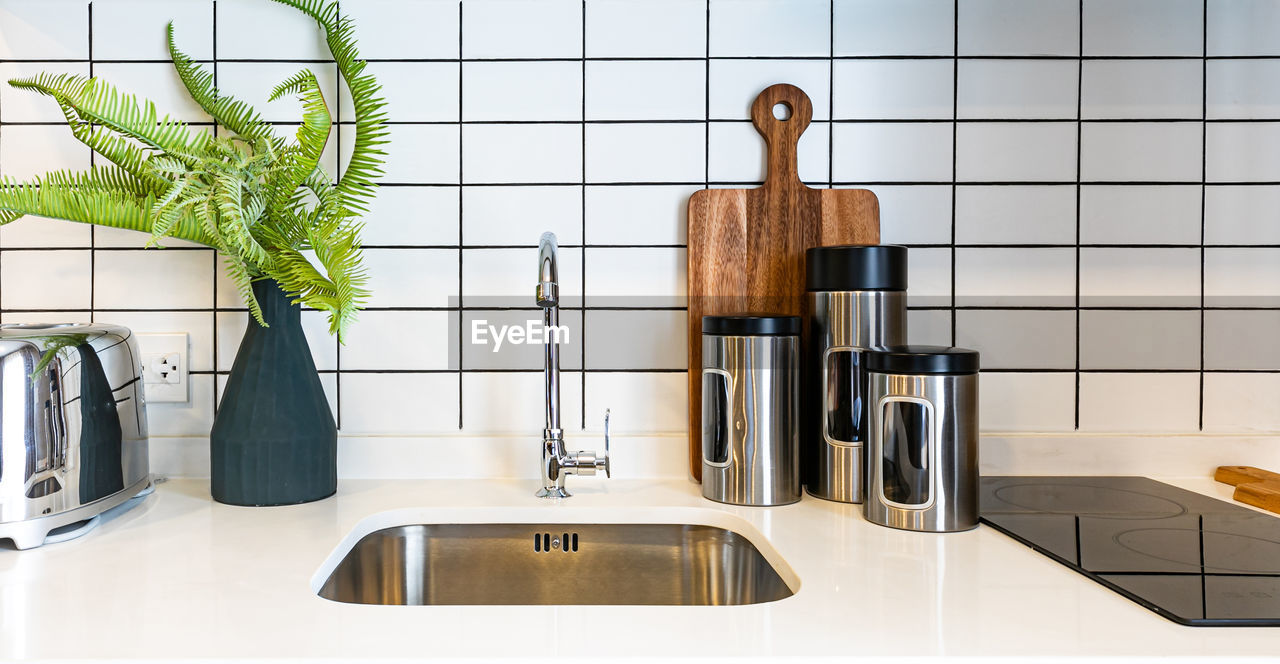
[958,0,1079,56]
[586,0,706,57]
[109,311,215,372]
[464,124,580,184]
[215,311,336,372]
[0,216,92,249]
[585,185,699,245]
[1081,60,1202,119]
[1207,123,1280,182]
[907,308,953,346]
[1205,186,1280,244]
[215,62,338,124]
[1203,373,1280,433]
[957,59,1078,119]
[709,0,830,57]
[907,247,952,307]
[979,372,1076,433]
[92,62,213,124]
[1205,248,1280,306]
[1079,309,1200,371]
[584,310,686,369]
[1081,122,1202,182]
[1080,185,1202,245]
[0,249,91,310]
[463,0,582,59]
[358,124,459,184]
[94,0,213,59]
[95,250,214,309]
[583,372,687,434]
[0,62,90,123]
[0,125,91,180]
[341,310,452,370]
[864,185,952,244]
[340,373,459,434]
[463,61,581,122]
[0,311,90,325]
[832,122,953,182]
[215,0,330,59]
[147,374,215,436]
[363,248,459,308]
[955,248,1075,307]
[1078,372,1200,433]
[957,309,1076,369]
[1079,248,1200,306]
[1208,60,1280,119]
[833,60,953,120]
[708,59,830,121]
[957,123,1077,182]
[463,247,582,306]
[344,0,459,59]
[362,187,461,246]
[708,121,829,184]
[587,123,705,183]
[1083,0,1203,56]
[585,248,685,307]
[461,371,582,433]
[0,0,88,59]
[346,62,458,123]
[1207,0,1280,56]
[834,0,954,56]
[462,309,583,371]
[92,226,205,250]
[462,186,583,246]
[586,60,705,121]
[955,185,1076,244]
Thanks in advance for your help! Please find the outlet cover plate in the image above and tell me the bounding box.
[139,333,188,403]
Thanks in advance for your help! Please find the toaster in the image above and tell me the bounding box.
[0,323,151,549]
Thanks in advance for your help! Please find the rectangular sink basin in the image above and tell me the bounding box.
[317,522,794,606]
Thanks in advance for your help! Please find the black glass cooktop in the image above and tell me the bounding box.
[981,476,1280,627]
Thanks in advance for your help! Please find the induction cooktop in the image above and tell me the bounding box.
[980,476,1280,627]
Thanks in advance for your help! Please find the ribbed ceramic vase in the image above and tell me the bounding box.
[210,280,337,506]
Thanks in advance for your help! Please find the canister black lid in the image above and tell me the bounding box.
[806,245,908,292]
[866,345,980,375]
[702,314,800,337]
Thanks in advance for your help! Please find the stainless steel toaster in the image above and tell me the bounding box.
[0,323,151,549]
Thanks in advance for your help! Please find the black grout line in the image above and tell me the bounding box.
[211,0,221,417]
[580,0,588,432]
[828,0,835,192]
[334,2,343,431]
[10,53,1280,64]
[457,0,465,430]
[950,0,959,347]
[1200,0,1209,432]
[1074,0,1084,431]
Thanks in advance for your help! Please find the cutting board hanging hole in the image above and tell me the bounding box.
[751,84,813,188]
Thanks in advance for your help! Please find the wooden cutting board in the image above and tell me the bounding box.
[686,84,880,481]
[1214,465,1280,515]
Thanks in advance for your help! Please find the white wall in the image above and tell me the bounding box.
[1,0,1279,478]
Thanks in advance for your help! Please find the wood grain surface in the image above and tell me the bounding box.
[686,84,879,481]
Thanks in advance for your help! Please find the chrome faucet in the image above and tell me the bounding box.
[535,231,610,498]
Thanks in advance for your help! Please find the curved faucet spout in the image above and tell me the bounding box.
[537,232,559,308]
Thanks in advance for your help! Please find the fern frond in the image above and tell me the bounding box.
[0,178,214,246]
[264,69,331,213]
[9,73,209,162]
[222,256,267,328]
[270,0,387,216]
[54,102,171,195]
[167,22,275,143]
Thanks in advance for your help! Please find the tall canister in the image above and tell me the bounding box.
[701,315,801,507]
[804,245,907,503]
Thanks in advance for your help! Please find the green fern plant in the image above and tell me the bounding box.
[0,0,388,341]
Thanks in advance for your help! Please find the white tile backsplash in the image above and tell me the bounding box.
[4,0,1280,468]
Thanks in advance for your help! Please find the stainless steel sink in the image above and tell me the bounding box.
[317,523,794,606]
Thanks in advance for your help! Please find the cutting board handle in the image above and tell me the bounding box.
[751,83,814,189]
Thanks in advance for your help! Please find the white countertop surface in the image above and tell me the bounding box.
[2,476,1279,662]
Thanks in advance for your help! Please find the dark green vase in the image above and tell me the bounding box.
[210,280,337,506]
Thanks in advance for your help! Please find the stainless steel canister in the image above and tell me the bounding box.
[864,346,979,533]
[701,315,800,506]
[804,245,907,503]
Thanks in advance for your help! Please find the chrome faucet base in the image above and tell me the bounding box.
[535,486,571,499]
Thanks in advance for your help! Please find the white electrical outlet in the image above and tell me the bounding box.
[139,333,189,403]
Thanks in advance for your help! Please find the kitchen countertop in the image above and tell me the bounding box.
[2,476,1278,662]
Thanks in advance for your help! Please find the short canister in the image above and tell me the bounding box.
[701,315,801,507]
[804,244,908,503]
[863,345,980,532]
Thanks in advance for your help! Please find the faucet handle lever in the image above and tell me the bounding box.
[602,409,611,479]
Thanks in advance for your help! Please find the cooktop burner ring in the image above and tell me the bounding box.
[993,482,1188,519]
[1113,527,1280,575]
